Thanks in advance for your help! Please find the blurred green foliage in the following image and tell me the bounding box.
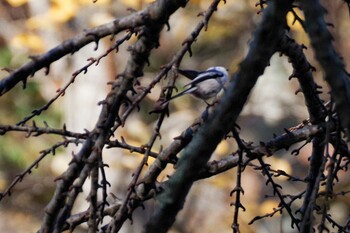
[0,52,62,171]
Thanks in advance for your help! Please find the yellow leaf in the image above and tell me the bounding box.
[286,10,310,46]
[0,176,7,190]
[26,0,79,29]
[191,0,202,5]
[6,0,28,7]
[259,199,279,215]
[287,9,304,31]
[119,0,154,9]
[11,33,45,52]
[78,0,111,5]
[266,157,293,181]
[89,12,114,27]
[26,15,54,30]
[215,140,231,157]
[50,0,78,23]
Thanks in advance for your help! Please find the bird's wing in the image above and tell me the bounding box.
[177,69,200,80]
[170,86,197,99]
[161,86,197,105]
[183,70,223,87]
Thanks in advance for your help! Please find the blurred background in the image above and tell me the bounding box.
[0,0,349,232]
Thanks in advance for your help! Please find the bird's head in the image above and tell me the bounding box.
[207,66,229,83]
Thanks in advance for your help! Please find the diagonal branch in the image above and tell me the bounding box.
[278,34,326,124]
[59,119,328,230]
[0,0,187,96]
[0,123,88,139]
[299,0,350,137]
[142,1,293,232]
[39,0,188,232]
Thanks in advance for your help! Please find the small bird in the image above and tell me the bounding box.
[164,66,229,105]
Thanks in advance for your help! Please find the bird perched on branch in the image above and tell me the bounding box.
[163,66,229,105]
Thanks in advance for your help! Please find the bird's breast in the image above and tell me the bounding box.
[192,79,222,99]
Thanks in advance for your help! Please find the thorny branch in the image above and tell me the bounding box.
[230,128,247,233]
[143,0,292,232]
[16,32,134,126]
[300,0,350,137]
[0,139,84,201]
[0,122,88,139]
[0,1,186,96]
[0,0,350,232]
[256,156,301,230]
[57,116,337,232]
[38,1,188,232]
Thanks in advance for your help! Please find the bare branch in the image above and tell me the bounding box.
[143,1,292,232]
[0,0,187,96]
[300,0,350,137]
